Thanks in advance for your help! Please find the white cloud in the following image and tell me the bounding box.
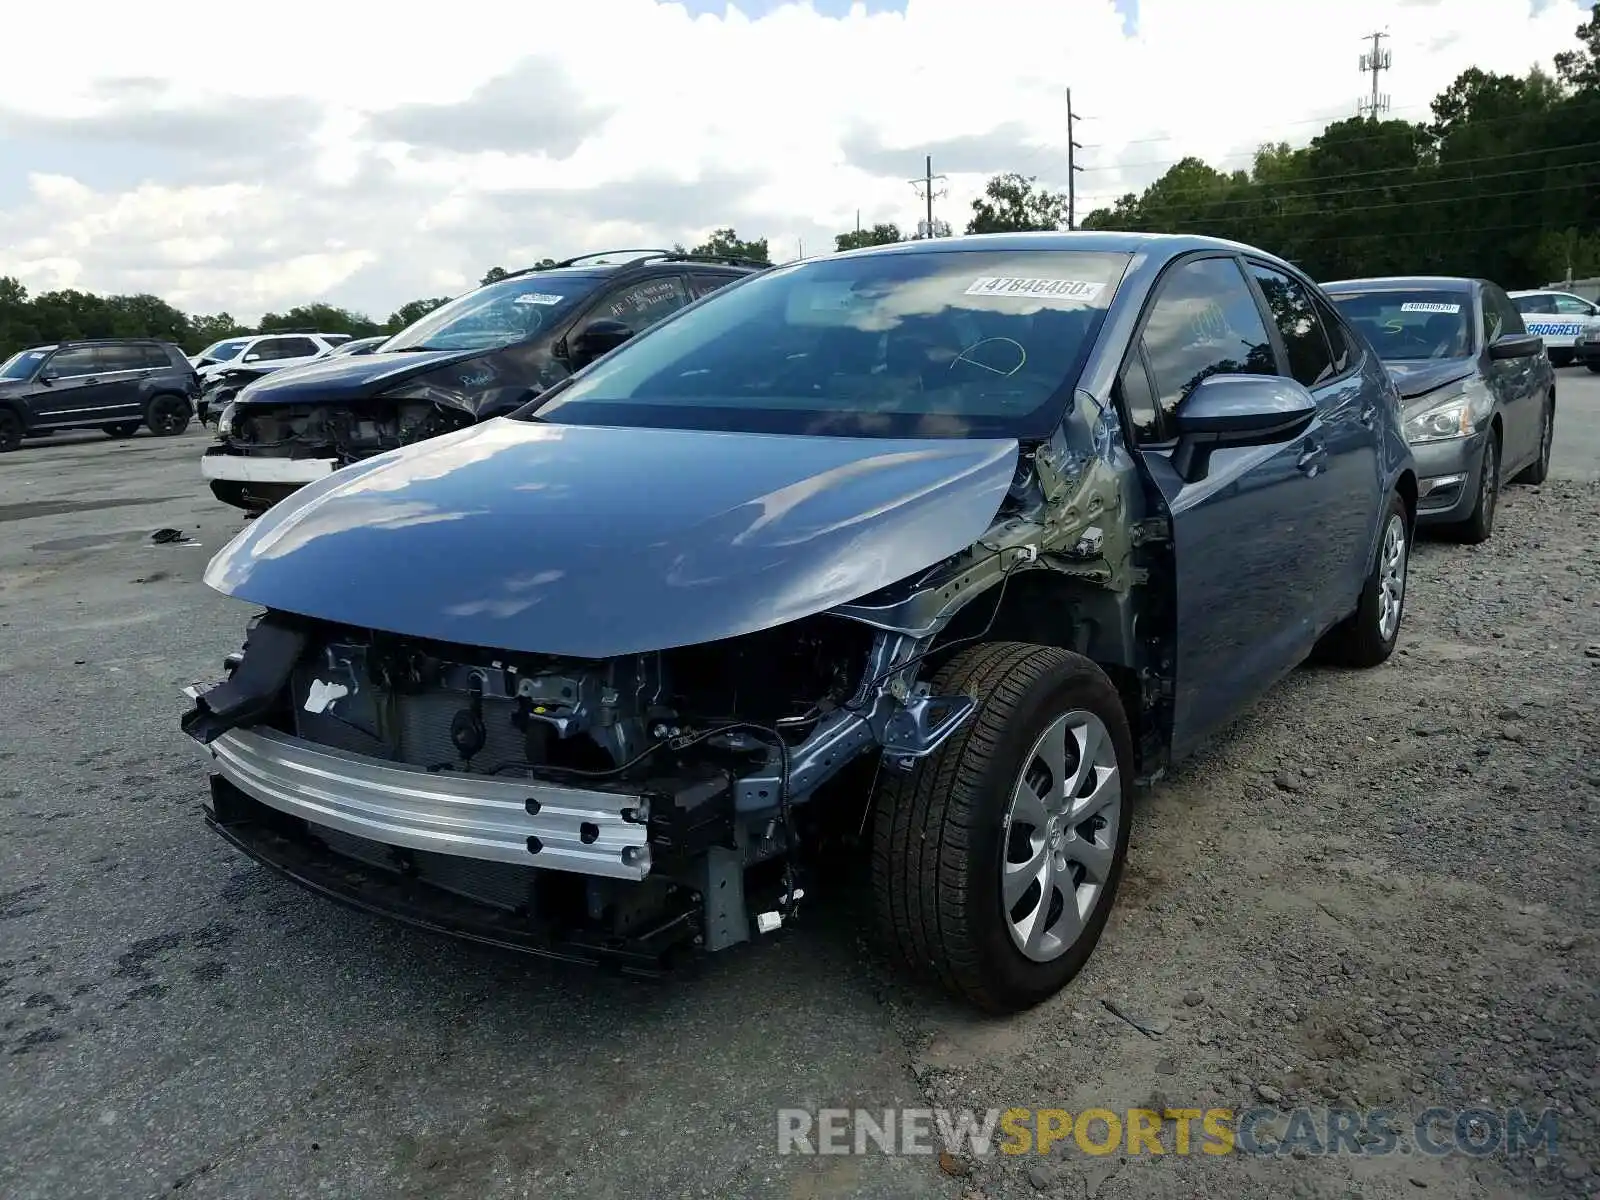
[0,0,1588,320]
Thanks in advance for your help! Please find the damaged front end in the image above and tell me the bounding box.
[182,391,1156,973]
[183,607,978,971]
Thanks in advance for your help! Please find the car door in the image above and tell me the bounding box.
[1484,284,1541,470]
[95,343,153,419]
[31,346,112,427]
[1243,260,1378,631]
[1123,254,1343,756]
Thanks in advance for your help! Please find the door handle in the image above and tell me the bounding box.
[82,377,99,384]
[1297,444,1329,476]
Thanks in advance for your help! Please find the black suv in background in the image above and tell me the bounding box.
[202,249,766,512]
[0,339,198,451]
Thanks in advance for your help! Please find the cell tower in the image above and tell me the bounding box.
[1358,30,1392,120]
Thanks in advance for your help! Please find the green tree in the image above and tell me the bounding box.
[258,303,381,338]
[481,266,510,285]
[1554,4,1600,91]
[966,173,1069,234]
[690,227,770,262]
[834,223,902,252]
[387,297,452,331]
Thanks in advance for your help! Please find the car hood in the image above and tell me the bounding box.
[1383,359,1476,401]
[230,349,487,410]
[204,418,1020,658]
[0,379,27,398]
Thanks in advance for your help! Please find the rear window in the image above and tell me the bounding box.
[528,249,1131,439]
[1327,290,1474,360]
[385,274,596,352]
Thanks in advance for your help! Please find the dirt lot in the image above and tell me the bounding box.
[2,374,1597,1200]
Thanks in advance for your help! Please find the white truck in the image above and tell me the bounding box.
[1508,289,1600,368]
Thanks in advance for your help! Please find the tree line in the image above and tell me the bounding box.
[2,10,1594,362]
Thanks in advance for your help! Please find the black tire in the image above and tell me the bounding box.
[1549,349,1572,368]
[1448,433,1498,544]
[1587,363,1600,375]
[1320,490,1410,668]
[870,642,1135,1014]
[106,422,140,438]
[208,480,258,512]
[1512,396,1553,485]
[145,394,191,437]
[0,407,22,453]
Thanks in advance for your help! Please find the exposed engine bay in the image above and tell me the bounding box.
[223,399,474,464]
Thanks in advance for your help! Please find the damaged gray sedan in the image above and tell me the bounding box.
[183,232,1416,1013]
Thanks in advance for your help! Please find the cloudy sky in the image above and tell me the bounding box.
[0,0,1591,321]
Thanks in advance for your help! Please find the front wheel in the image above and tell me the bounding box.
[1320,490,1410,668]
[1513,397,1553,485]
[871,642,1134,1014]
[1448,434,1498,544]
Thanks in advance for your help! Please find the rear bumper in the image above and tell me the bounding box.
[196,719,652,880]
[202,447,336,484]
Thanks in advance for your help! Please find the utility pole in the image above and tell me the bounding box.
[1357,30,1391,120]
[1066,87,1085,230]
[908,156,948,238]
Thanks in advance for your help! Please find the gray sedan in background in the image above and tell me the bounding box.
[1323,276,1554,543]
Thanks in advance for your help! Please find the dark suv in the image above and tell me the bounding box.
[0,339,198,451]
[202,250,767,512]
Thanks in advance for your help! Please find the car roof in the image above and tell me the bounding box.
[28,338,173,349]
[825,229,1304,267]
[1321,276,1478,293]
[1507,288,1582,298]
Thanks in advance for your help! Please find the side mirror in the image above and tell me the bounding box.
[242,352,262,363]
[36,371,55,384]
[1489,332,1542,361]
[1171,374,1318,483]
[569,319,635,368]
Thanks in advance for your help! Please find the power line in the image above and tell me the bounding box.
[1075,95,1600,175]
[1358,30,1393,120]
[1089,154,1600,216]
[1072,138,1600,212]
[1130,175,1600,227]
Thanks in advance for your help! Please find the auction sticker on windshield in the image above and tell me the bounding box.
[1400,302,1461,314]
[965,277,1105,302]
[514,293,565,306]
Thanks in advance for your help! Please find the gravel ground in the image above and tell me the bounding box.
[2,372,1597,1199]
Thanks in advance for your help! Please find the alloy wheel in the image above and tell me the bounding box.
[1377,512,1408,642]
[1001,709,1122,964]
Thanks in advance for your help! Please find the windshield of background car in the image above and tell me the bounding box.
[526,249,1131,439]
[1327,290,1475,360]
[0,348,52,380]
[384,275,594,352]
[197,339,249,363]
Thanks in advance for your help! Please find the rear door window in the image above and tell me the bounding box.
[99,344,146,372]
[1246,262,1336,387]
[689,273,740,300]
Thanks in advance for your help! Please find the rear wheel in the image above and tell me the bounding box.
[871,642,1134,1014]
[0,407,22,452]
[1512,396,1553,485]
[145,394,191,437]
[1449,433,1498,544]
[1320,490,1410,668]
